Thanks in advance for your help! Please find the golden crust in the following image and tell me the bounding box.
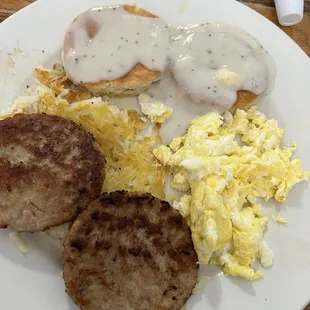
[122,4,157,18]
[82,4,163,96]
[231,90,259,112]
[84,63,162,97]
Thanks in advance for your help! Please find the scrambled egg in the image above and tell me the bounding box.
[215,68,244,88]
[154,107,309,280]
[272,214,288,224]
[138,93,173,123]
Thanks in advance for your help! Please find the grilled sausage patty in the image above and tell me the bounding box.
[63,191,198,310]
[0,113,105,232]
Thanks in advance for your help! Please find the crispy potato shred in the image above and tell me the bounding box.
[13,66,167,198]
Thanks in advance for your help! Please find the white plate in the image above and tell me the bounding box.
[0,0,310,309]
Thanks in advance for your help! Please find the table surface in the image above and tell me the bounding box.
[0,0,309,309]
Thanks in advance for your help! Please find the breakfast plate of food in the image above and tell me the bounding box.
[0,0,310,309]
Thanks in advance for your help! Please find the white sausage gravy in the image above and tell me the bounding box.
[63,5,169,84]
[63,6,276,143]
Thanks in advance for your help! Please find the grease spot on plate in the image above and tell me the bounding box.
[177,0,188,14]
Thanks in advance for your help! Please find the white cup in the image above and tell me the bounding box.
[274,0,304,26]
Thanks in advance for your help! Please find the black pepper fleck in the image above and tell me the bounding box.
[191,69,194,72]
[110,53,114,56]
[126,39,129,42]
[241,55,245,58]
[209,34,212,37]
[208,87,211,90]
[137,32,140,35]
[42,50,45,53]
[92,55,95,58]
[113,7,116,10]
[108,70,112,73]
[213,90,217,93]
[26,85,30,88]
[152,59,154,62]
[135,41,139,44]
[75,58,79,64]
[83,55,87,58]
[121,36,124,40]
[207,49,212,54]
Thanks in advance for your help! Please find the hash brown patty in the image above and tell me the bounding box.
[0,113,105,232]
[63,191,198,310]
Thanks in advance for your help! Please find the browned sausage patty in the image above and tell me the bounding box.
[0,113,105,232]
[63,191,198,310]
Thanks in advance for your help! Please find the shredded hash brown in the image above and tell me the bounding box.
[8,66,167,199]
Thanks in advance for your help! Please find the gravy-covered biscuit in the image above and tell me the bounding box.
[63,5,169,96]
